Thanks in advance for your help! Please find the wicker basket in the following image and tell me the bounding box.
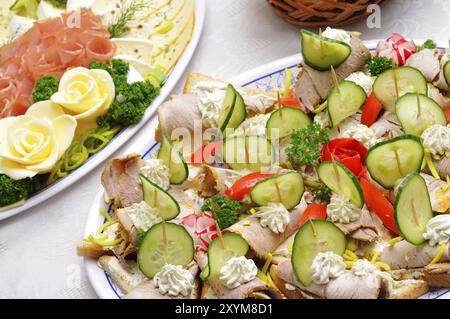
[267,0,385,27]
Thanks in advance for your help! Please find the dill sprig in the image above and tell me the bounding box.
[108,0,146,38]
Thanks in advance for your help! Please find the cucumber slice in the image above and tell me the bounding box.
[250,172,305,210]
[217,84,237,131]
[366,135,424,189]
[317,161,364,208]
[140,175,180,220]
[266,107,311,139]
[137,222,194,278]
[394,173,433,245]
[301,29,352,71]
[291,220,346,286]
[373,67,428,113]
[396,93,447,136]
[327,80,367,127]
[157,134,189,185]
[444,61,450,87]
[222,90,247,137]
[221,135,274,172]
[10,0,39,19]
[201,233,249,280]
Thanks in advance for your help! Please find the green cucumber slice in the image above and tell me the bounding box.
[266,107,311,139]
[394,173,433,245]
[221,135,274,172]
[217,84,237,131]
[327,80,367,127]
[301,29,352,71]
[10,0,38,19]
[140,175,180,220]
[317,161,364,208]
[373,67,428,113]
[157,134,189,185]
[444,61,450,87]
[201,233,249,280]
[291,220,346,286]
[396,93,447,136]
[222,89,246,137]
[250,171,305,210]
[137,222,194,278]
[366,135,424,189]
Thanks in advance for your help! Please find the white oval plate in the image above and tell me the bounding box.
[0,0,206,221]
[85,40,450,299]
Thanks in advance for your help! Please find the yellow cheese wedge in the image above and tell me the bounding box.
[152,13,194,72]
[150,0,194,57]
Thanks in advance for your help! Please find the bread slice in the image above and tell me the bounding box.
[424,263,450,288]
[97,255,146,294]
[183,72,277,100]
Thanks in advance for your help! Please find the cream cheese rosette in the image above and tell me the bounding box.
[51,67,115,133]
[0,101,77,180]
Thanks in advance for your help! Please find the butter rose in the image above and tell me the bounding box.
[0,101,77,180]
[51,67,115,130]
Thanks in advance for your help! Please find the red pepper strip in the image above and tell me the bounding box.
[445,108,450,124]
[359,177,399,234]
[225,172,273,201]
[361,92,383,127]
[321,138,368,177]
[299,203,327,226]
[189,141,222,164]
[278,90,303,110]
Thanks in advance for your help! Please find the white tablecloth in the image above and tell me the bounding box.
[1,0,449,299]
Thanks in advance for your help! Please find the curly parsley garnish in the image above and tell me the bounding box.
[286,123,330,167]
[32,76,59,103]
[202,195,241,230]
[366,56,393,77]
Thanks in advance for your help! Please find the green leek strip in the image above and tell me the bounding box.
[424,151,440,180]
[388,236,403,246]
[262,253,273,274]
[99,208,114,223]
[96,221,116,235]
[48,126,121,185]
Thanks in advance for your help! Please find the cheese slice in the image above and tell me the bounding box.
[124,0,186,39]
[0,0,15,41]
[111,37,153,66]
[150,0,194,57]
[152,13,193,72]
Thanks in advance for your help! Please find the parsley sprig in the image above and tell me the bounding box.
[366,56,393,76]
[202,195,241,230]
[285,123,330,167]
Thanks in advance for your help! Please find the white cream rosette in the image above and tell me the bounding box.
[0,101,77,180]
[51,67,115,132]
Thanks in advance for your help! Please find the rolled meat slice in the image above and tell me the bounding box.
[272,260,382,299]
[202,278,284,299]
[420,173,450,213]
[428,156,450,181]
[101,153,144,207]
[378,240,450,269]
[155,94,204,145]
[295,35,371,111]
[271,259,428,299]
[225,200,307,260]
